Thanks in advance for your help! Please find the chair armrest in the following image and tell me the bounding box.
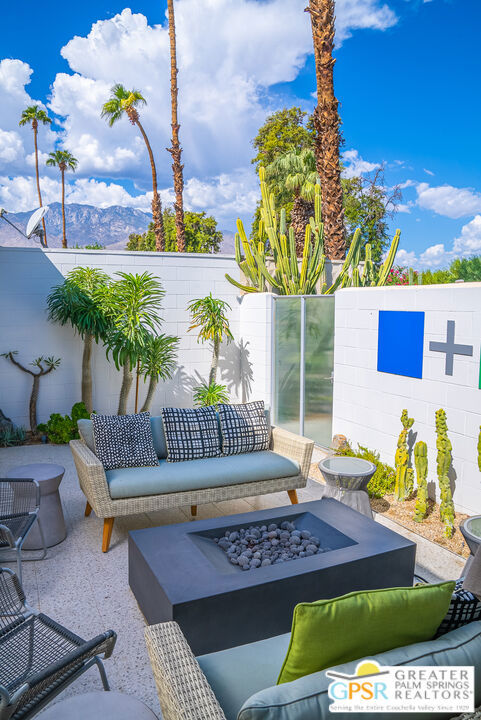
[69,440,112,516]
[0,478,40,515]
[145,622,227,720]
[270,426,314,480]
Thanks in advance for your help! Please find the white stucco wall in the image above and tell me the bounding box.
[238,292,274,408]
[0,247,249,426]
[332,283,481,516]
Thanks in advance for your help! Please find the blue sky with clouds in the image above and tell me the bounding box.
[0,0,480,267]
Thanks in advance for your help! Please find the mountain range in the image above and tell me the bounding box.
[0,202,235,252]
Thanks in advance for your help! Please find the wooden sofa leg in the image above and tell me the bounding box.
[102,518,114,553]
[287,489,298,505]
[191,505,197,517]
[85,501,92,517]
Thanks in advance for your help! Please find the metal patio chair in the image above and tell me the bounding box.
[0,567,116,720]
[0,479,47,584]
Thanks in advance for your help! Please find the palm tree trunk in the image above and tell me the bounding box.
[291,195,313,257]
[136,120,165,252]
[307,0,346,259]
[140,376,158,413]
[33,124,47,246]
[61,168,67,248]
[167,0,185,252]
[209,338,220,386]
[82,333,93,414]
[118,361,133,415]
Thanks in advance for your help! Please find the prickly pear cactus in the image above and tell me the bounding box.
[435,409,455,538]
[394,409,414,501]
[413,441,428,522]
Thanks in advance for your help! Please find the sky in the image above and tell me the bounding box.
[0,0,480,267]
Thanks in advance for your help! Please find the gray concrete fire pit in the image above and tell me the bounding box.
[129,499,415,655]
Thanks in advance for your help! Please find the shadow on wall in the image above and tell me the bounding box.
[0,248,76,427]
[220,339,253,403]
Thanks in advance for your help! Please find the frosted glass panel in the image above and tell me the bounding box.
[304,296,334,447]
[273,298,301,434]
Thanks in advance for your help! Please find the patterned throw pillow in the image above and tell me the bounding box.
[218,401,270,456]
[161,407,222,462]
[91,412,159,471]
[435,579,481,637]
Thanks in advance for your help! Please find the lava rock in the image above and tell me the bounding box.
[301,530,311,540]
[228,531,239,542]
[267,523,278,532]
[261,558,271,566]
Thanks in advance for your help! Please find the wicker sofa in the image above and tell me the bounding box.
[144,620,481,720]
[69,416,314,553]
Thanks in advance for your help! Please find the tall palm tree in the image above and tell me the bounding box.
[307,0,346,259]
[101,85,165,251]
[46,150,78,248]
[47,267,111,413]
[265,149,318,256]
[19,106,52,245]
[167,0,186,251]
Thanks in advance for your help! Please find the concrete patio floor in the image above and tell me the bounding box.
[0,443,467,717]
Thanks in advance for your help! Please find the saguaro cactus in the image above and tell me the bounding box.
[413,441,428,522]
[225,167,401,295]
[477,426,481,472]
[435,409,455,538]
[394,409,414,501]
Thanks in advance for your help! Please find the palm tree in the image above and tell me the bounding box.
[139,333,179,412]
[265,149,318,255]
[307,0,346,259]
[46,150,78,248]
[167,0,186,251]
[19,106,52,245]
[47,267,111,413]
[101,85,165,251]
[102,272,164,415]
[187,294,233,386]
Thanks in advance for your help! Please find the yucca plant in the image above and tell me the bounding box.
[188,294,233,385]
[47,267,111,413]
[139,333,179,412]
[193,382,229,407]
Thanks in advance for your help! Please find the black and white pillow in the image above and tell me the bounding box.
[91,412,159,471]
[218,401,270,456]
[435,579,481,637]
[161,407,221,463]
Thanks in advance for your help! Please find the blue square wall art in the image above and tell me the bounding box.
[377,310,425,379]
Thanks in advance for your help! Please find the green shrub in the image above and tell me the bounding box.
[0,425,26,447]
[38,402,89,444]
[335,442,396,498]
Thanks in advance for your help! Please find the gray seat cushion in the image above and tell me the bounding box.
[105,451,300,499]
[197,633,290,720]
[223,622,481,720]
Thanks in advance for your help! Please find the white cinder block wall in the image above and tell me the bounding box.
[333,283,481,516]
[0,247,250,425]
[238,293,274,408]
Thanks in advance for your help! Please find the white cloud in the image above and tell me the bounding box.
[0,59,56,175]
[341,149,379,178]
[395,248,417,266]
[452,215,481,256]
[423,168,434,176]
[416,182,481,219]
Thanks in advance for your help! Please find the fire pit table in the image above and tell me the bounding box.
[129,498,415,655]
[318,456,376,518]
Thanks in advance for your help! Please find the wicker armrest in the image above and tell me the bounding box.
[69,440,112,515]
[145,622,226,720]
[270,426,314,479]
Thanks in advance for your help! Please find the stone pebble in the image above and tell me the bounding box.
[216,521,325,571]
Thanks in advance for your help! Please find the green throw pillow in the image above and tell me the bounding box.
[277,582,455,684]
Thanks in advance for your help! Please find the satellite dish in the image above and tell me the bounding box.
[0,205,49,247]
[26,206,49,238]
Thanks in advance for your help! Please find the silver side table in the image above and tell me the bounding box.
[6,463,66,548]
[38,691,159,719]
[318,456,376,519]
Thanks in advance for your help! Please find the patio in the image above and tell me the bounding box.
[0,441,465,716]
